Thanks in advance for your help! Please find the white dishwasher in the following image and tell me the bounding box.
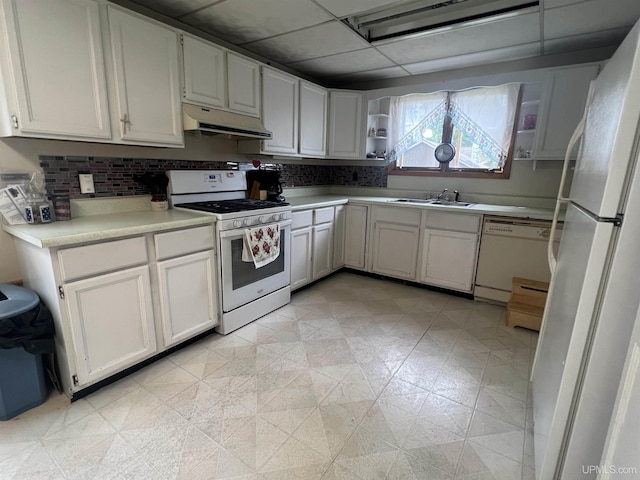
[474,216,562,303]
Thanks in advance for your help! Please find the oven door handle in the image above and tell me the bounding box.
[219,220,292,238]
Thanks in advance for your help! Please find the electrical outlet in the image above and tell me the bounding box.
[79,174,95,194]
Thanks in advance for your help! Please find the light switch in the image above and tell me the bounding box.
[79,174,95,194]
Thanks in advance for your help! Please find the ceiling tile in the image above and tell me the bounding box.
[544,27,631,54]
[180,0,333,44]
[331,66,409,82]
[377,12,540,64]
[128,0,220,18]
[243,21,371,63]
[403,43,541,75]
[288,48,395,76]
[313,0,407,18]
[544,0,640,38]
[543,0,585,7]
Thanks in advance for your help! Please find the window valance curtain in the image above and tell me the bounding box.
[388,84,520,168]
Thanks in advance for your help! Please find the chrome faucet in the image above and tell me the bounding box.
[437,188,448,199]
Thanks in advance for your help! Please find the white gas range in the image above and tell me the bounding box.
[167,170,292,334]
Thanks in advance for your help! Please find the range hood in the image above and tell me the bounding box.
[183,103,272,139]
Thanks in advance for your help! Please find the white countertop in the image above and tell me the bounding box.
[287,195,557,221]
[3,194,557,249]
[3,209,215,248]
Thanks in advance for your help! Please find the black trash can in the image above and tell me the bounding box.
[0,283,55,420]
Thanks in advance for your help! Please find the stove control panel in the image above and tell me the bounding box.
[220,210,291,231]
[167,170,247,194]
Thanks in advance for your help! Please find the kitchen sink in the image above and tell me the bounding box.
[428,200,475,207]
[392,198,475,207]
[392,198,433,204]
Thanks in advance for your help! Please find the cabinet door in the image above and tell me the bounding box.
[65,265,157,386]
[1,0,111,139]
[291,227,313,290]
[333,205,346,270]
[157,250,218,348]
[372,222,419,280]
[421,229,478,292]
[182,34,226,108]
[313,222,333,280]
[299,80,327,157]
[227,52,260,117]
[262,67,298,154]
[533,64,600,159]
[344,205,368,269]
[328,90,363,158]
[107,6,183,146]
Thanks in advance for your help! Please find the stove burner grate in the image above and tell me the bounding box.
[175,198,288,214]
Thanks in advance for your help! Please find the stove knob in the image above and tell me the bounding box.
[233,220,242,228]
[259,215,267,223]
[272,213,281,221]
[243,218,250,226]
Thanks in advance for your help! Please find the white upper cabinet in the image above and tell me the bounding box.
[262,67,299,154]
[328,90,363,158]
[239,73,329,158]
[299,80,328,157]
[0,0,111,140]
[227,52,261,117]
[533,63,600,159]
[181,34,226,108]
[106,6,183,146]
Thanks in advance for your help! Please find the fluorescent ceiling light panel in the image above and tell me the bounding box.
[344,0,539,43]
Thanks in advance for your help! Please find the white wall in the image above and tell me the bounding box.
[0,134,246,282]
[362,63,589,202]
[387,160,566,203]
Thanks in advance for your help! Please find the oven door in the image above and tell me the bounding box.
[219,220,291,312]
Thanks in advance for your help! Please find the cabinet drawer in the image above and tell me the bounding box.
[155,225,214,260]
[425,212,481,233]
[314,207,334,224]
[375,206,421,226]
[292,210,313,229]
[58,237,148,281]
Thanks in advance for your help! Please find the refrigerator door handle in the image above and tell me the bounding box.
[548,114,586,274]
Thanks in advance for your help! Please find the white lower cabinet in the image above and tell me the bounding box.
[65,266,157,386]
[370,206,421,280]
[372,222,420,280]
[14,223,218,397]
[419,211,481,293]
[291,207,337,291]
[312,222,333,279]
[291,226,313,290]
[420,229,478,292]
[344,205,368,269]
[156,250,217,348]
[332,205,346,270]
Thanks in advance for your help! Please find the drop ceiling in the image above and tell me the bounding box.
[122,0,640,87]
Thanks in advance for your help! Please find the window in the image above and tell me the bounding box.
[387,84,521,178]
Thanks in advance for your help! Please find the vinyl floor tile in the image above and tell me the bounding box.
[2,273,537,479]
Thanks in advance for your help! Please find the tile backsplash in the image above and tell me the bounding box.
[40,156,387,197]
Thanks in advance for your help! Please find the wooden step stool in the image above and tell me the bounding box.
[506,277,549,331]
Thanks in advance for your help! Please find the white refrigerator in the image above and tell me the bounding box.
[532,19,640,480]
